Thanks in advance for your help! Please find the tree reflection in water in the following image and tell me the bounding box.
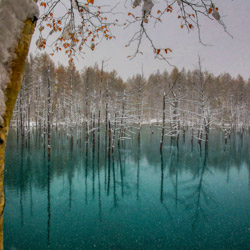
[3,127,250,249]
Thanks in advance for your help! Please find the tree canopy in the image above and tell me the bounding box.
[36,0,229,62]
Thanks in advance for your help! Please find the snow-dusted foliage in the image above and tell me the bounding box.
[210,3,220,21]
[62,22,74,40]
[72,0,78,10]
[36,37,46,49]
[133,0,142,8]
[142,0,154,17]
[177,0,182,6]
[0,0,39,125]
[212,9,220,21]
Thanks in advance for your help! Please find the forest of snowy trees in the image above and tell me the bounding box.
[11,53,249,149]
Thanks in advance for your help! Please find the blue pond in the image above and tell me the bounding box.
[3,128,250,249]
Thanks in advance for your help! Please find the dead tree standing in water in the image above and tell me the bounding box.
[47,64,51,157]
[160,92,166,151]
[85,69,89,152]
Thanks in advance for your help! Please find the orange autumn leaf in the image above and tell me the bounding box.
[87,0,94,4]
[156,49,160,55]
[164,48,172,54]
[40,2,46,8]
[208,8,212,14]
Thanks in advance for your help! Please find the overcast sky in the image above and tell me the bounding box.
[30,0,250,81]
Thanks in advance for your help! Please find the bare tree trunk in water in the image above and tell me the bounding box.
[47,64,51,156]
[0,17,37,249]
[160,93,166,151]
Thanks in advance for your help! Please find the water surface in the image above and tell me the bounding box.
[4,128,250,249]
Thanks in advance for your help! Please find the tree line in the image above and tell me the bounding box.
[12,53,249,150]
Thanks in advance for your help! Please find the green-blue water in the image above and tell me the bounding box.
[4,128,250,249]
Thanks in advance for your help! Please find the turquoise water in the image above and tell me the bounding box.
[4,128,250,249]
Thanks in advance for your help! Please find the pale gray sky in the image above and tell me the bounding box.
[30,0,250,81]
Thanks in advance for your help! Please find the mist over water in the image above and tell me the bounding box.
[4,127,250,249]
